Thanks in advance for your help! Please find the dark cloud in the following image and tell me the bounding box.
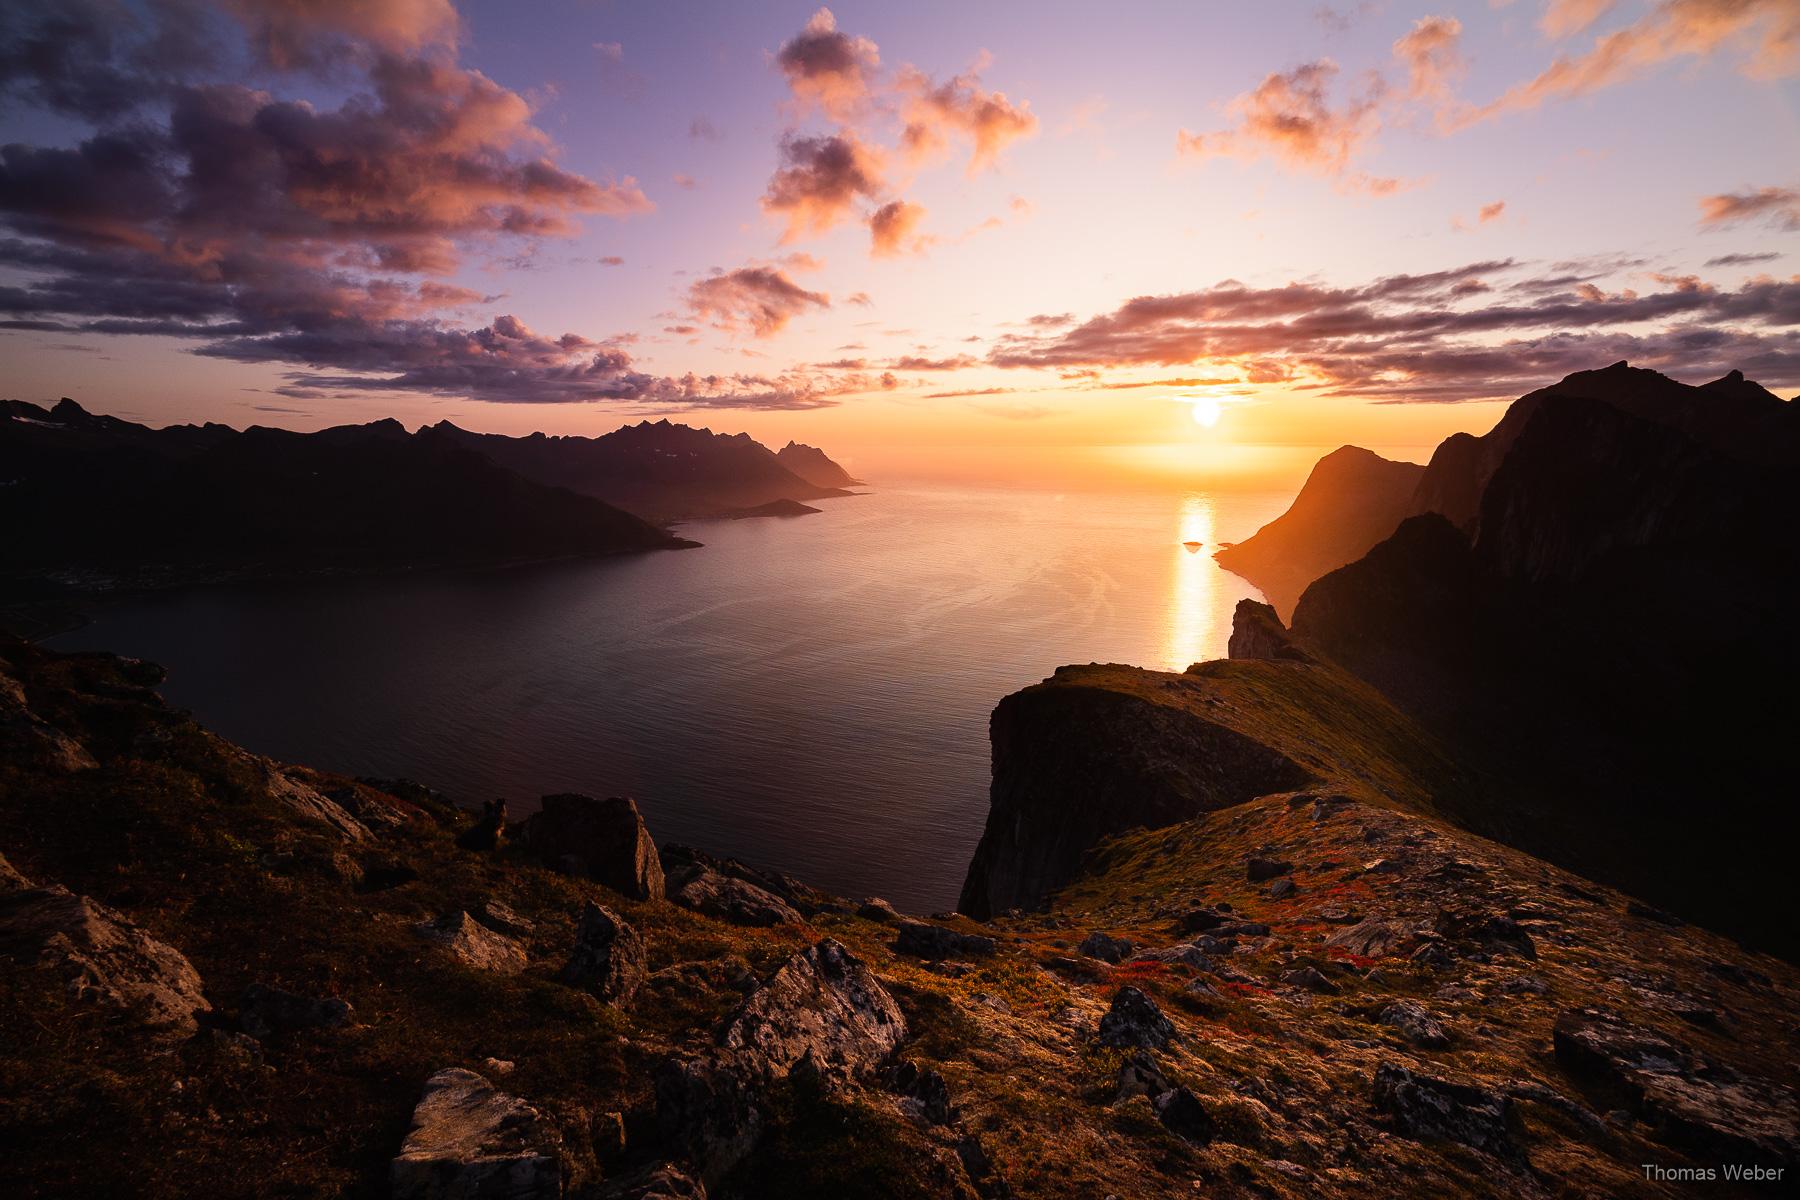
[774,6,879,121]
[1705,251,1782,267]
[762,132,884,241]
[688,117,720,141]
[888,354,976,371]
[987,260,1800,400]
[685,267,830,337]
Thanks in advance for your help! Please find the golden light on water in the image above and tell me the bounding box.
[1163,493,1218,670]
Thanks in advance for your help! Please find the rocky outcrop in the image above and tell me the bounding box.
[774,440,861,489]
[0,867,209,1043]
[560,903,647,1005]
[666,869,800,927]
[1213,445,1425,620]
[894,921,996,960]
[520,795,664,901]
[959,667,1312,918]
[656,939,904,1181]
[1098,987,1175,1049]
[1372,1063,1518,1159]
[1553,1007,1798,1167]
[239,753,371,843]
[1225,599,1311,662]
[416,910,529,974]
[390,1068,563,1200]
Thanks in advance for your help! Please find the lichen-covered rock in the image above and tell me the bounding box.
[1098,986,1175,1049]
[1325,917,1416,958]
[668,868,800,927]
[559,902,646,1004]
[655,939,904,1181]
[894,920,996,960]
[390,1068,562,1200]
[417,910,528,974]
[236,751,371,842]
[1152,1086,1214,1145]
[1076,931,1134,963]
[0,878,209,1043]
[1379,1000,1450,1048]
[1372,1062,1519,1159]
[521,794,664,901]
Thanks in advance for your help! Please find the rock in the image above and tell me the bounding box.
[416,911,528,974]
[591,1110,626,1163]
[1227,599,1313,662]
[1246,856,1292,882]
[474,899,537,940]
[0,851,31,891]
[1077,932,1135,963]
[895,921,997,960]
[1625,900,1685,927]
[1267,878,1296,900]
[1379,1001,1450,1048]
[656,940,904,1180]
[1153,1086,1215,1145]
[1114,1053,1171,1102]
[1181,907,1229,933]
[520,794,664,901]
[1279,966,1338,994]
[1434,908,1537,959]
[1325,918,1416,958]
[1372,1062,1519,1159]
[456,798,508,852]
[888,1059,954,1125]
[669,868,801,927]
[1098,986,1176,1049]
[857,897,902,923]
[604,1164,707,1200]
[239,983,353,1038]
[483,1058,516,1076]
[560,903,646,1005]
[1552,1007,1799,1167]
[390,1068,562,1200]
[1409,942,1456,969]
[243,754,371,843]
[0,880,209,1043]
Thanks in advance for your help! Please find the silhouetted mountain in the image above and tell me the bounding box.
[1212,446,1423,619]
[774,440,861,488]
[427,419,851,522]
[0,400,691,589]
[1218,362,1800,610]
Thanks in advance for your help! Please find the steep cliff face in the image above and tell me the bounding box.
[774,441,862,489]
[959,673,1312,919]
[1212,446,1423,620]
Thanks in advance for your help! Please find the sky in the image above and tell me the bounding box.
[2,0,1797,488]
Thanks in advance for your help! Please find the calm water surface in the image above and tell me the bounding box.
[50,484,1284,910]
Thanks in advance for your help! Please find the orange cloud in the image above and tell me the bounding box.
[869,200,929,257]
[1699,185,1800,230]
[686,266,830,336]
[223,0,461,70]
[761,132,886,241]
[1394,16,1465,102]
[774,7,880,121]
[1480,200,1507,222]
[1177,61,1395,190]
[1540,0,1619,38]
[898,65,1039,173]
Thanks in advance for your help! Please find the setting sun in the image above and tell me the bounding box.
[1190,396,1223,428]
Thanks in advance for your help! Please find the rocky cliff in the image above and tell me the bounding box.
[5,638,1796,1199]
[774,441,862,490]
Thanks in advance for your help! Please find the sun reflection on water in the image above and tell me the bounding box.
[1163,493,1218,671]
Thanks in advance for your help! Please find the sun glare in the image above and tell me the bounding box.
[1190,396,1222,427]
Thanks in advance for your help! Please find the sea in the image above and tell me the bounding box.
[49,483,1288,911]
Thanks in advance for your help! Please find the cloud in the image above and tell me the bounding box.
[222,0,463,71]
[1393,16,1465,102]
[1464,0,1800,122]
[689,116,720,140]
[1479,200,1507,223]
[1176,61,1398,193]
[598,255,624,266]
[774,7,879,122]
[760,132,885,241]
[897,65,1039,173]
[1540,0,1619,39]
[868,199,929,257]
[1705,251,1782,267]
[846,291,873,306]
[888,354,977,370]
[685,266,830,336]
[985,259,1800,399]
[1699,185,1800,231]
[594,41,622,61]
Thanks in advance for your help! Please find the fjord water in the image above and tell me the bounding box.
[50,484,1284,911]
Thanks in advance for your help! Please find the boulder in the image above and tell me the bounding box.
[669,868,801,927]
[1113,1054,1172,1103]
[1553,1007,1798,1167]
[239,983,353,1038]
[1153,1086,1215,1145]
[1267,878,1297,900]
[656,939,904,1181]
[1435,909,1537,960]
[1325,918,1416,958]
[895,921,996,960]
[240,753,371,843]
[1372,1062,1519,1159]
[1098,986,1176,1049]
[474,899,537,940]
[520,794,664,901]
[888,1059,954,1125]
[0,879,209,1043]
[1077,931,1135,964]
[857,897,902,923]
[1279,966,1338,994]
[604,1164,707,1199]
[1246,856,1292,882]
[416,911,528,974]
[560,903,647,1005]
[1379,1000,1450,1049]
[390,1068,562,1200]
[456,798,508,852]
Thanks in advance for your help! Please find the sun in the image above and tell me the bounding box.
[1190,396,1222,427]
